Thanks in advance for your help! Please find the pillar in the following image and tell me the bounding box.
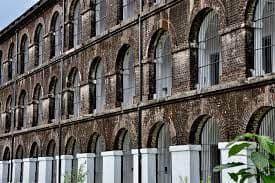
[76,153,95,183]
[12,159,22,183]
[56,155,73,183]
[169,145,201,183]
[102,151,123,183]
[0,161,10,183]
[23,158,37,183]
[38,157,54,183]
[131,149,139,183]
[219,142,257,183]
[140,148,157,183]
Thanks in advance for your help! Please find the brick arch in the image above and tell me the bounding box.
[246,106,273,134]
[48,76,59,94]
[32,18,46,43]
[68,0,84,19]
[66,67,81,87]
[2,146,11,161]
[87,132,106,153]
[48,4,63,32]
[113,128,130,150]
[88,57,102,80]
[245,0,259,25]
[64,136,78,155]
[46,139,57,156]
[17,89,28,104]
[29,142,39,158]
[15,145,24,159]
[33,83,43,99]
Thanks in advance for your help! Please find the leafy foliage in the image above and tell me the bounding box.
[214,133,275,183]
[64,164,86,183]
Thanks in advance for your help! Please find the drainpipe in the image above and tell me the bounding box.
[138,1,143,183]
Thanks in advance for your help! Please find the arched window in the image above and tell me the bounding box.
[18,90,27,130]
[68,68,81,117]
[65,137,78,182]
[256,108,275,140]
[50,12,62,58]
[46,140,56,183]
[19,35,29,74]
[94,0,106,35]
[5,96,12,133]
[72,1,82,48]
[49,77,60,122]
[198,11,221,89]
[116,46,135,106]
[30,142,39,183]
[15,145,24,183]
[89,59,105,113]
[0,51,2,84]
[122,0,134,20]
[253,1,275,76]
[34,24,44,66]
[3,147,11,182]
[150,32,173,99]
[8,43,15,80]
[88,134,105,183]
[192,117,220,183]
[114,129,133,183]
[32,84,43,126]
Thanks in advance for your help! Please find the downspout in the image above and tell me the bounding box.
[138,0,143,183]
[10,29,19,182]
[58,0,66,182]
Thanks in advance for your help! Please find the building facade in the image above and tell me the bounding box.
[0,0,273,182]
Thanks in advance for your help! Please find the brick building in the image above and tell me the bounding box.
[0,0,273,182]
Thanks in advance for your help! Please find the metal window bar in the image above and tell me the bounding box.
[123,0,134,20]
[38,33,44,66]
[253,0,275,76]
[73,3,82,47]
[8,53,15,80]
[95,0,107,35]
[95,62,105,113]
[198,11,221,89]
[73,75,81,117]
[200,118,220,183]
[24,42,29,73]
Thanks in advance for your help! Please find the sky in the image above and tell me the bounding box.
[0,0,38,30]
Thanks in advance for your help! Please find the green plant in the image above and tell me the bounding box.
[64,164,86,183]
[214,133,275,183]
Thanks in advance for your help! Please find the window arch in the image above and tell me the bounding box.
[65,137,78,182]
[46,140,56,183]
[93,0,107,35]
[34,24,44,66]
[30,142,39,183]
[49,77,60,122]
[15,145,24,183]
[253,0,275,76]
[8,43,15,80]
[69,0,82,48]
[5,96,12,133]
[32,84,43,127]
[116,46,135,107]
[50,12,62,58]
[197,11,221,89]
[67,68,81,117]
[88,134,105,183]
[114,129,133,183]
[190,116,220,183]
[3,147,11,182]
[18,90,27,130]
[89,58,105,113]
[19,34,29,74]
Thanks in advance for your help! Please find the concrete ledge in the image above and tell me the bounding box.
[12,159,23,163]
[101,151,123,157]
[76,153,96,158]
[169,145,201,152]
[23,158,37,162]
[0,161,9,164]
[140,148,158,154]
[218,141,257,150]
[131,149,139,155]
[55,155,74,160]
[38,157,54,161]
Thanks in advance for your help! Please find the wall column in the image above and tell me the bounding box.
[102,151,123,183]
[0,161,9,183]
[38,157,54,183]
[131,149,139,183]
[169,145,201,183]
[219,142,257,183]
[12,159,22,183]
[56,155,73,183]
[76,153,95,183]
[22,158,37,183]
[140,148,157,183]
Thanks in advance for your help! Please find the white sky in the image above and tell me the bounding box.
[0,0,39,30]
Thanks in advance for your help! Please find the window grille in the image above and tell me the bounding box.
[73,73,81,117]
[122,48,135,106]
[122,132,133,183]
[54,15,62,57]
[19,36,29,74]
[18,92,27,130]
[35,26,44,66]
[95,0,107,35]
[156,125,171,183]
[155,33,172,99]
[8,44,15,80]
[73,2,82,47]
[95,136,105,183]
[200,118,220,183]
[259,108,275,140]
[198,11,221,89]
[95,62,105,113]
[122,0,134,20]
